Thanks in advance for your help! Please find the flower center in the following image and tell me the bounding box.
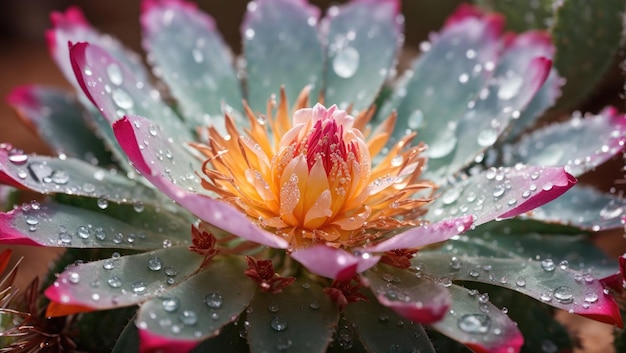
[195,88,433,249]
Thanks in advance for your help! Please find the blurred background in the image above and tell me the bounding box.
[0,1,624,352]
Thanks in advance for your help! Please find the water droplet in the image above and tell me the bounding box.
[469,269,480,278]
[204,292,223,309]
[515,277,526,287]
[108,276,122,288]
[408,110,424,129]
[584,292,599,303]
[50,170,69,185]
[270,316,288,332]
[540,292,552,302]
[477,128,498,147]
[76,226,90,239]
[103,260,115,270]
[112,88,134,110]
[164,266,177,277]
[541,259,556,272]
[492,185,505,198]
[600,201,623,219]
[309,300,320,310]
[553,286,573,304]
[106,63,124,85]
[192,49,204,63]
[267,303,280,313]
[497,74,523,100]
[25,215,39,226]
[58,232,72,244]
[97,197,109,209]
[133,201,145,213]
[95,227,107,240]
[457,313,491,334]
[147,257,163,271]
[179,310,198,326]
[8,151,28,165]
[391,155,404,167]
[427,135,457,159]
[441,188,461,205]
[162,297,180,312]
[332,46,360,78]
[68,272,80,284]
[245,28,255,40]
[132,281,147,295]
[449,256,463,270]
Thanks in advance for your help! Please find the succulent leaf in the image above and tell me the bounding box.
[242,0,324,112]
[141,0,243,130]
[247,278,338,353]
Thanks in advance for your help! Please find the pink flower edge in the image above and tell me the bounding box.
[139,328,198,353]
[0,211,42,247]
[498,168,576,220]
[291,245,381,280]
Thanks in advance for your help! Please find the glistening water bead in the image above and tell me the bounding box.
[457,313,491,334]
[204,292,224,309]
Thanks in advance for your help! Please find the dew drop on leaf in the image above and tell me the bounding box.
[457,313,491,334]
[162,297,180,312]
[332,46,360,79]
[179,310,198,326]
[270,316,288,332]
[147,257,163,271]
[553,286,574,304]
[541,259,556,272]
[106,63,124,86]
[107,276,122,288]
[204,292,224,309]
[132,281,147,294]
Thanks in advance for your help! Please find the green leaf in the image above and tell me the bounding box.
[191,318,250,352]
[429,227,617,278]
[528,184,626,232]
[247,278,338,353]
[363,264,450,323]
[0,201,189,250]
[344,289,436,353]
[466,283,572,353]
[45,246,204,312]
[430,284,523,353]
[136,256,255,345]
[0,151,160,206]
[7,86,113,166]
[78,307,137,353]
[551,0,624,109]
[142,1,243,130]
[242,0,324,111]
[506,107,626,177]
[112,315,140,353]
[323,0,401,112]
[416,253,619,324]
